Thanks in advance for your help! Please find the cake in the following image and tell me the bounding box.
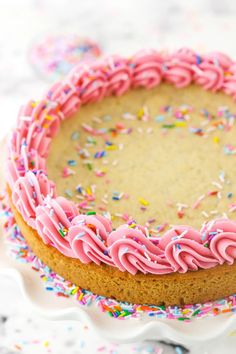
[6,48,236,306]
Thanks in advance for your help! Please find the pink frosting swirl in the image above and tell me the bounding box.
[45,82,81,119]
[193,55,225,91]
[69,63,107,104]
[67,214,114,266]
[102,55,131,96]
[168,48,198,65]
[130,49,163,89]
[201,219,236,265]
[6,145,46,189]
[163,49,195,88]
[159,226,218,273]
[35,196,78,257]
[107,225,172,275]
[12,171,55,228]
[204,52,233,70]
[11,100,60,158]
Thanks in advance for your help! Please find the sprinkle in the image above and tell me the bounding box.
[154,115,165,122]
[58,228,66,238]
[162,123,175,129]
[86,162,93,170]
[224,144,236,155]
[64,189,73,198]
[71,131,80,140]
[94,151,106,159]
[207,190,218,196]
[62,167,75,177]
[219,171,225,183]
[122,112,136,120]
[137,106,149,121]
[192,194,205,209]
[112,192,124,201]
[95,169,106,177]
[67,159,77,166]
[76,232,86,239]
[86,211,96,215]
[92,116,102,124]
[177,210,184,219]
[139,198,149,206]
[202,211,209,218]
[213,136,220,143]
[212,181,223,189]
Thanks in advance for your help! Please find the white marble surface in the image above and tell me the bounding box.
[1,0,236,352]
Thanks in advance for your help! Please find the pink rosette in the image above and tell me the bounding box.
[102,55,131,96]
[35,196,78,257]
[163,50,194,88]
[67,214,114,266]
[107,225,172,275]
[201,219,236,265]
[159,226,218,273]
[204,52,233,70]
[6,145,46,189]
[45,81,81,119]
[68,63,107,104]
[12,171,55,228]
[130,49,163,89]
[223,62,236,99]
[168,48,198,65]
[11,100,60,157]
[193,55,225,91]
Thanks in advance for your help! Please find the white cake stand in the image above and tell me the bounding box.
[1,231,236,354]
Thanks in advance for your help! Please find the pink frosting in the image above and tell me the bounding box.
[35,196,78,257]
[168,48,198,65]
[6,48,236,276]
[163,60,193,88]
[204,52,233,70]
[107,225,172,275]
[67,214,114,266]
[6,146,46,189]
[130,49,163,89]
[45,82,81,119]
[11,100,60,158]
[68,63,107,104]
[159,226,218,272]
[193,61,224,91]
[201,219,236,265]
[101,55,131,96]
[12,171,55,228]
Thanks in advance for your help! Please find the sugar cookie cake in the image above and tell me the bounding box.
[6,49,236,306]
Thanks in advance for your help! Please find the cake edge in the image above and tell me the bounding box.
[7,184,236,306]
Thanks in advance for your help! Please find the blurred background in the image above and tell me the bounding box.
[1,0,236,353]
